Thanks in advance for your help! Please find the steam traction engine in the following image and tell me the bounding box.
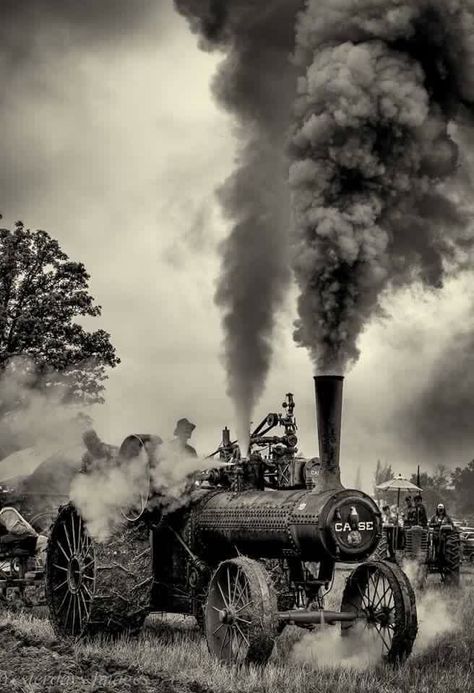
[45,377,418,665]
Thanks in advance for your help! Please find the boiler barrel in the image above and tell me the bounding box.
[191,487,381,563]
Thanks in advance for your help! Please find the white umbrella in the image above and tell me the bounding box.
[376,473,422,509]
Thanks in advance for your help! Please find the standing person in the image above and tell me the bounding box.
[413,494,428,527]
[429,503,453,527]
[171,418,198,458]
[382,504,396,560]
[381,504,391,525]
[403,496,416,527]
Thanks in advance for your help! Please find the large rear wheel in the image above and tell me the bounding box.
[205,557,277,665]
[46,503,152,638]
[341,560,417,663]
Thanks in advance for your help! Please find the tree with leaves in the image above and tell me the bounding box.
[373,459,393,498]
[451,460,474,518]
[409,467,454,516]
[0,219,119,417]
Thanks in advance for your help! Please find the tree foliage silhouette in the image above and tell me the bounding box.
[0,219,119,413]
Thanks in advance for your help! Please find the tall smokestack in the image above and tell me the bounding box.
[314,375,343,490]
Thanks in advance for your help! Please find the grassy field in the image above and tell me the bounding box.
[0,571,472,693]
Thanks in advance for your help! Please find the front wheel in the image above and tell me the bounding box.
[341,560,417,663]
[205,557,277,665]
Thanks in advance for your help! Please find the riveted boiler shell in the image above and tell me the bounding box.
[192,487,381,563]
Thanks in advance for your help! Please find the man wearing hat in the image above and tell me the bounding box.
[171,418,197,458]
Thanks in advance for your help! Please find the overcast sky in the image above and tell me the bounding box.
[1,2,473,491]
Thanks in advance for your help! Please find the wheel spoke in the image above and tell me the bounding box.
[370,572,381,607]
[373,571,381,602]
[79,588,90,621]
[77,515,83,554]
[218,581,229,609]
[70,515,77,554]
[82,582,93,600]
[213,623,225,635]
[64,591,73,626]
[236,615,251,625]
[356,581,369,609]
[227,567,232,608]
[57,539,71,562]
[220,625,229,658]
[57,587,70,615]
[53,578,69,592]
[374,622,391,653]
[232,568,241,605]
[234,579,249,610]
[53,563,68,572]
[63,523,74,557]
[373,582,391,612]
[235,600,253,613]
[76,593,83,633]
[72,594,77,634]
[235,622,250,647]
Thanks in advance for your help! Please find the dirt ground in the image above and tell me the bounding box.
[0,569,472,693]
[0,614,210,693]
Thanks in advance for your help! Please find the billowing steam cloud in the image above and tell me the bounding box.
[290,0,474,373]
[0,357,91,469]
[70,442,222,541]
[174,1,300,437]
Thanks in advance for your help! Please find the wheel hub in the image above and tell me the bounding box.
[67,555,83,594]
[218,607,238,625]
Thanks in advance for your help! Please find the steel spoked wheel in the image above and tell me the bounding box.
[46,504,95,637]
[205,557,277,666]
[341,560,417,663]
[46,503,152,638]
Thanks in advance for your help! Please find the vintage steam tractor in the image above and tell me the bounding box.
[45,377,418,665]
[375,521,461,588]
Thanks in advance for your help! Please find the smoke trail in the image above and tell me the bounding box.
[290,0,474,374]
[175,1,300,437]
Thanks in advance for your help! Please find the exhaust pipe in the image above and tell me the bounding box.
[314,375,343,489]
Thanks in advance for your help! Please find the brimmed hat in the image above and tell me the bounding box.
[174,418,196,436]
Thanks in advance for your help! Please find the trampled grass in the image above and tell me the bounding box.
[1,572,473,693]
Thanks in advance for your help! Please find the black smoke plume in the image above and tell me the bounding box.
[175,1,301,437]
[290,0,474,374]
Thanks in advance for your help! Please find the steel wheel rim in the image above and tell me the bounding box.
[207,564,255,664]
[49,506,95,636]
